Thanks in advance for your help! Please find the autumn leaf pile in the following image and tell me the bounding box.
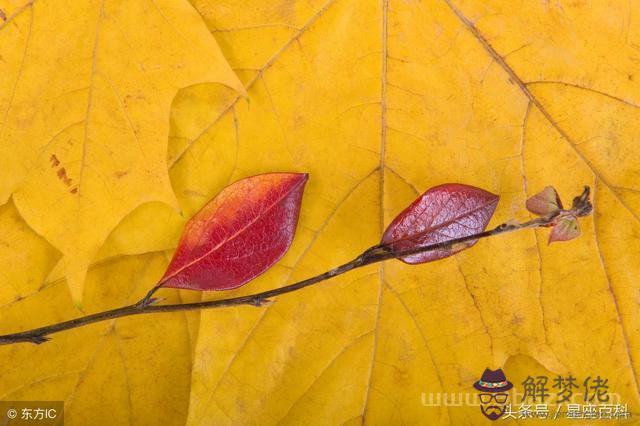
[0,0,638,424]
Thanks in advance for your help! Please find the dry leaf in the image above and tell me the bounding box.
[0,0,244,304]
[0,201,200,424]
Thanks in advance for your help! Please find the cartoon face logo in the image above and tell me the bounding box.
[474,368,513,421]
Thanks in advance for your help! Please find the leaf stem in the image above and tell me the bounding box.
[0,187,592,346]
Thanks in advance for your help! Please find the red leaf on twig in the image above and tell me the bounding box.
[381,183,499,264]
[548,213,580,244]
[159,173,308,291]
[526,186,562,216]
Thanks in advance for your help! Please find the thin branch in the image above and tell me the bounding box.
[0,187,592,346]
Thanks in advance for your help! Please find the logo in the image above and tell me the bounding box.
[473,368,513,421]
[420,369,632,421]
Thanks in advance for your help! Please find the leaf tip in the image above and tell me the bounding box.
[296,172,310,183]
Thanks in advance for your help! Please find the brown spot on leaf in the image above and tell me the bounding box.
[56,167,73,186]
[51,155,78,193]
[0,9,6,22]
[115,170,129,178]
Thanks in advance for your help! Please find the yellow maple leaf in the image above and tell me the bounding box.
[168,0,639,424]
[0,0,639,425]
[0,0,244,305]
[0,202,199,423]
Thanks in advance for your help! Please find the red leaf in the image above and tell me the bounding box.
[548,213,580,244]
[526,186,563,216]
[381,183,499,264]
[159,173,308,291]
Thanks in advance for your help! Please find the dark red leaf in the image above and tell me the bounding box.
[159,173,308,291]
[381,183,499,264]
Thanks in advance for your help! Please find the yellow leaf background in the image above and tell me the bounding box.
[0,0,639,425]
[0,0,243,304]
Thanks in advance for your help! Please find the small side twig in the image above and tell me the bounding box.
[0,187,592,346]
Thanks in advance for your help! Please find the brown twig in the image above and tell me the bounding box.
[0,187,592,345]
